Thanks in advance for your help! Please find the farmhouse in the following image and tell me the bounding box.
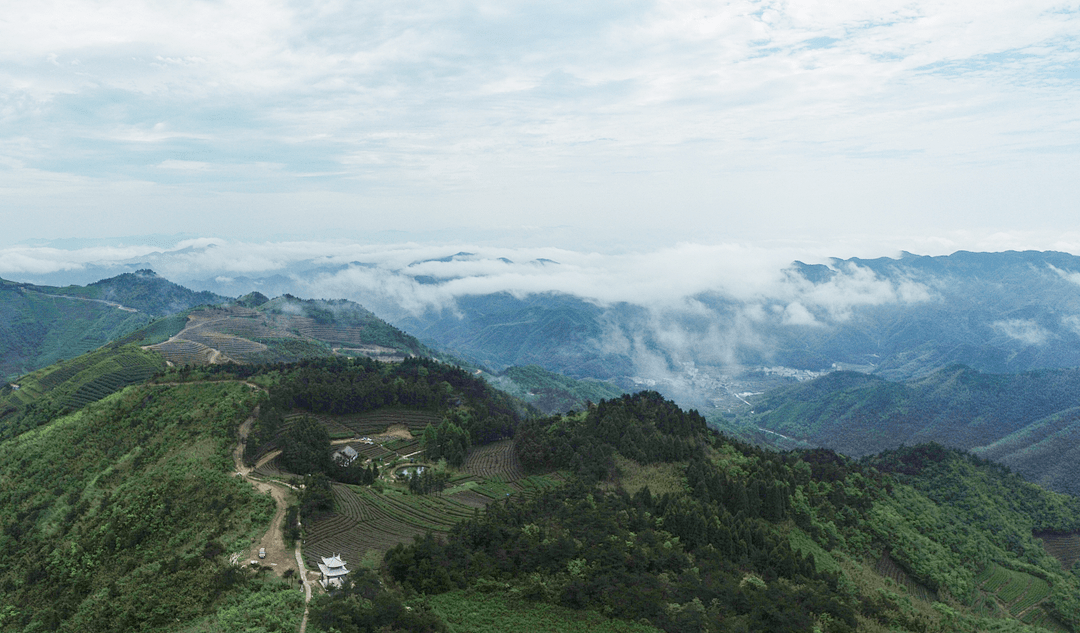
[318,554,350,589]
[332,445,359,467]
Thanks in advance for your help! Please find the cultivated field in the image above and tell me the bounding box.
[875,553,937,602]
[297,430,564,572]
[462,439,527,480]
[149,339,217,365]
[973,563,1066,632]
[1036,531,1080,571]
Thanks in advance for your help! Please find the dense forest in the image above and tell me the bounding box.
[4,346,1080,632]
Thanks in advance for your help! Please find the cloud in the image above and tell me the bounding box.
[992,319,1050,346]
[2,0,1079,245]
[782,302,820,326]
[1049,263,1080,287]
[0,239,937,320]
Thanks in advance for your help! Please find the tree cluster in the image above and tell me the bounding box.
[421,415,471,467]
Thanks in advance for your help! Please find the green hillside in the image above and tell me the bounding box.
[0,381,298,632]
[736,365,1080,496]
[973,407,1080,495]
[0,271,229,382]
[0,343,167,441]
[6,348,1080,631]
[382,393,1080,633]
[488,364,625,414]
[30,269,229,317]
[0,278,154,381]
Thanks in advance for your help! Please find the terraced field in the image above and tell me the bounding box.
[973,563,1066,631]
[875,553,937,602]
[462,439,526,480]
[177,330,268,361]
[336,409,442,435]
[252,455,287,479]
[142,300,416,368]
[304,486,474,570]
[286,412,356,439]
[280,316,369,346]
[150,339,217,365]
[301,439,565,572]
[1036,531,1080,571]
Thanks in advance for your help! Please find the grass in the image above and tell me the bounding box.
[612,455,687,497]
[426,590,662,633]
[788,526,840,575]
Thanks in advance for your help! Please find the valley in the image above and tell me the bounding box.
[5,260,1080,632]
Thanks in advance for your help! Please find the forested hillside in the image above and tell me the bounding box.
[378,392,1080,633]
[5,341,1080,632]
[0,271,227,382]
[487,364,625,414]
[741,365,1080,496]
[0,381,300,632]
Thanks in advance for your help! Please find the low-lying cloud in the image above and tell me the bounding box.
[0,238,935,319]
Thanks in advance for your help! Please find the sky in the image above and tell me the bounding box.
[2,0,1080,253]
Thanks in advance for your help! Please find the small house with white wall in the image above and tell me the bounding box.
[332,445,359,467]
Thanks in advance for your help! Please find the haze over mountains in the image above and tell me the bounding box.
[9,244,1080,631]
[9,243,1080,413]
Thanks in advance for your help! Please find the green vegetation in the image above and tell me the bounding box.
[52,269,228,317]
[0,381,290,632]
[740,365,1080,497]
[427,589,663,633]
[114,312,191,346]
[0,270,230,382]
[0,344,166,440]
[422,415,472,466]
[233,356,521,461]
[380,392,1080,633]
[263,295,429,357]
[492,364,625,415]
[0,278,154,381]
[7,334,1080,632]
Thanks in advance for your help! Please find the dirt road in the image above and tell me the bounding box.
[233,409,315,631]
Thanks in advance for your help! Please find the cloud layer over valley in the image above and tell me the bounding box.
[10,238,1080,412]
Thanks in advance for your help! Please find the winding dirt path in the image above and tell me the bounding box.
[233,407,315,632]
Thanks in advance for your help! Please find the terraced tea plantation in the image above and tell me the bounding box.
[1036,531,1080,572]
[875,553,937,603]
[143,297,425,367]
[1,344,166,438]
[973,564,1066,632]
[292,419,564,572]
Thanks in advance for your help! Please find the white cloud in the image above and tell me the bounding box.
[1,0,1079,245]
[783,302,820,326]
[992,319,1050,345]
[1049,263,1080,287]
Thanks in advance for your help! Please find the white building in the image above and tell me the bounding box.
[332,445,359,467]
[318,554,350,589]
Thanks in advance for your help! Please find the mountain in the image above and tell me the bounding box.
[0,271,230,382]
[739,364,1080,496]
[393,250,1080,413]
[485,363,626,414]
[6,351,1080,632]
[395,291,637,380]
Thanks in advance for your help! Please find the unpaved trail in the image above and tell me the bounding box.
[21,287,140,312]
[234,407,314,631]
[144,313,236,364]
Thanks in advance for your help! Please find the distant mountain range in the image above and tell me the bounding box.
[393,250,1080,411]
[0,271,227,381]
[740,364,1080,497]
